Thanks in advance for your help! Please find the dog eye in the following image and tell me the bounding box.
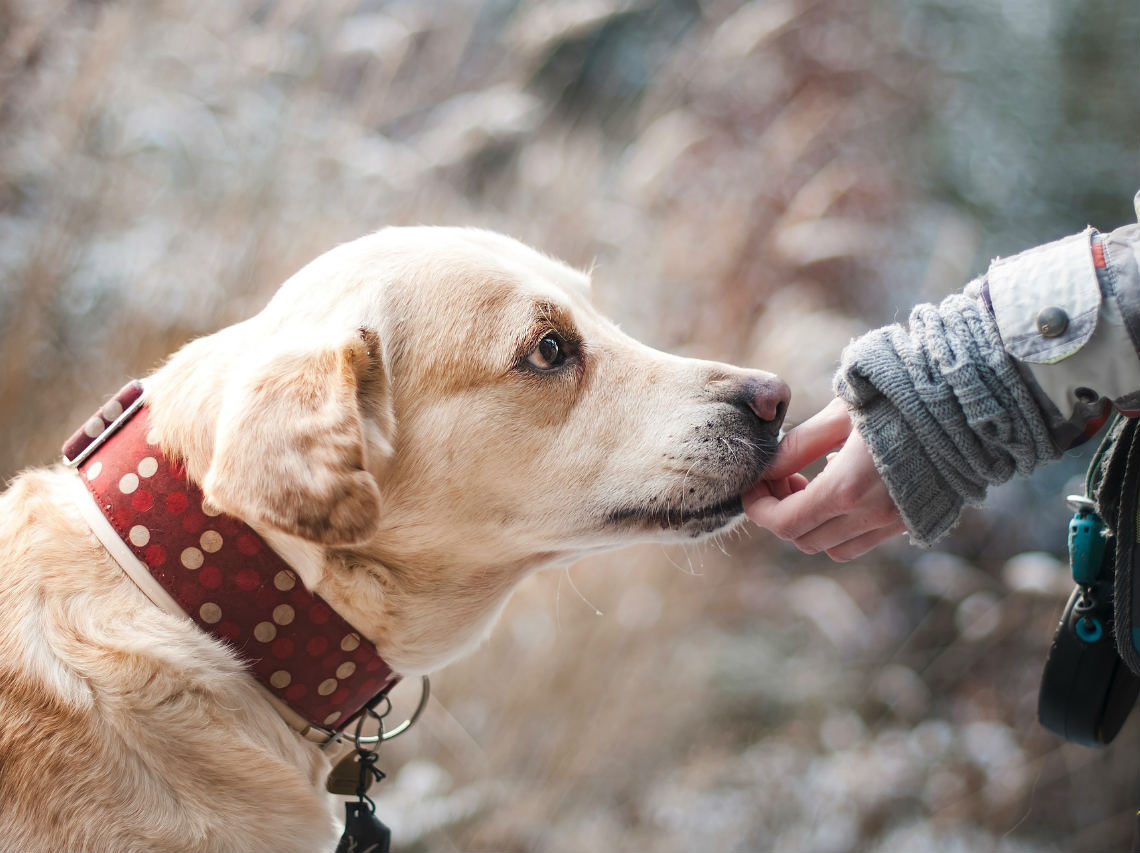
[526,333,567,370]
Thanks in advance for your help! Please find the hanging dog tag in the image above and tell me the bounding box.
[327,750,371,796]
[336,801,391,853]
[334,746,391,853]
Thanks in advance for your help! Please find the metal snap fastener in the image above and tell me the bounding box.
[1036,306,1069,338]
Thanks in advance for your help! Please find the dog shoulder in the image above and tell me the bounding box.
[0,468,337,851]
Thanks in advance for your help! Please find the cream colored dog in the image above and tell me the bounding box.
[0,227,788,852]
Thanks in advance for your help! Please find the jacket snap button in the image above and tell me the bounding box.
[1036,306,1069,338]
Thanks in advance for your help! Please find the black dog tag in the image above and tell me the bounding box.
[334,741,391,853]
[335,801,391,853]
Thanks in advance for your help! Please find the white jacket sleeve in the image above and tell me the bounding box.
[986,212,1140,449]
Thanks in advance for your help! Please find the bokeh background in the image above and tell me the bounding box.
[2,0,1138,850]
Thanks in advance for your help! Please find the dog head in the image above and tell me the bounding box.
[148,228,788,671]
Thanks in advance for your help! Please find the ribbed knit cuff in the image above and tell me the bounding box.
[845,385,970,546]
[834,290,1061,547]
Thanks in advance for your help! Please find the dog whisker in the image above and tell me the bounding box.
[563,566,603,617]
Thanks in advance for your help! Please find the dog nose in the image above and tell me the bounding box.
[744,375,790,430]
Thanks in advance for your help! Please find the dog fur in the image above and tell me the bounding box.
[0,227,787,851]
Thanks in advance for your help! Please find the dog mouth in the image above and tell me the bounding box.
[604,492,746,535]
[602,426,778,538]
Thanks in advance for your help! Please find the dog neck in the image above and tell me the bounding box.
[62,382,400,743]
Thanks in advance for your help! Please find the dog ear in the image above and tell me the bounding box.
[203,328,393,547]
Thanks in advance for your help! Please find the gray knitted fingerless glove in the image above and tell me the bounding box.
[834,286,1061,546]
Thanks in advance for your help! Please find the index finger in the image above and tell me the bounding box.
[762,398,852,480]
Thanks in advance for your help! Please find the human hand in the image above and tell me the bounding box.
[744,398,906,561]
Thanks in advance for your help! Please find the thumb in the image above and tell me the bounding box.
[762,397,853,480]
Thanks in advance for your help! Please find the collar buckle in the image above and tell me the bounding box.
[62,381,147,468]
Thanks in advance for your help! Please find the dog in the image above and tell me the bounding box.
[0,227,789,852]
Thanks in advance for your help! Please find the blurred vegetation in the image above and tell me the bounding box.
[0,0,1137,850]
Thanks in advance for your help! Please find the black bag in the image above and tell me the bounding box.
[1037,413,1140,746]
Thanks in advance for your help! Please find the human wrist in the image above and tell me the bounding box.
[844,393,966,547]
[833,288,1059,546]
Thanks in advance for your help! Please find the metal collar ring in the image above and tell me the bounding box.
[343,676,430,746]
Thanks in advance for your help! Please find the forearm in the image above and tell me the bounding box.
[835,289,1061,546]
[836,215,1140,546]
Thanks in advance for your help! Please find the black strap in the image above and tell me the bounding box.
[1089,412,1132,525]
[1092,413,1140,675]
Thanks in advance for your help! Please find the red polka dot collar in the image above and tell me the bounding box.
[62,382,400,741]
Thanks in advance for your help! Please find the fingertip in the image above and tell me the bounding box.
[742,492,781,525]
[768,476,799,500]
[758,448,799,482]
